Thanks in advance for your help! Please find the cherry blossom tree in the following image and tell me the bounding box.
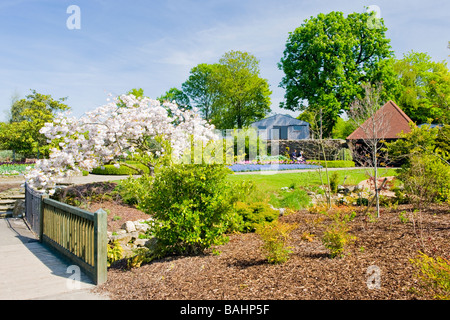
[25,93,218,193]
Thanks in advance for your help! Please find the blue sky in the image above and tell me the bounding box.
[0,0,449,121]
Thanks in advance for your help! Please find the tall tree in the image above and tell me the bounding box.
[393,51,450,125]
[157,87,191,110]
[278,11,398,137]
[182,63,219,121]
[212,50,272,129]
[0,90,69,157]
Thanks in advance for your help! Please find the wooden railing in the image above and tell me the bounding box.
[39,196,107,285]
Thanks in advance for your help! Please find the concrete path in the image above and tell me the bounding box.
[0,218,109,300]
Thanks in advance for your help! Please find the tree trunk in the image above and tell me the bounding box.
[373,143,380,218]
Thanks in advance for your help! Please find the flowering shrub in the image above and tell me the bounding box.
[25,94,217,192]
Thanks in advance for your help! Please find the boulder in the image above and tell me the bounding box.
[122,221,136,233]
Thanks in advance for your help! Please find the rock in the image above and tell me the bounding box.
[12,200,25,218]
[109,231,139,243]
[134,238,150,247]
[134,222,150,233]
[122,221,136,233]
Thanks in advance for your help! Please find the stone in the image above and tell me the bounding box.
[12,200,25,218]
[134,238,150,247]
[134,222,150,233]
[122,221,136,233]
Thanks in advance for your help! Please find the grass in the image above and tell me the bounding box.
[227,168,398,189]
[110,167,399,211]
[226,168,399,210]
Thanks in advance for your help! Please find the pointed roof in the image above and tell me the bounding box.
[251,114,309,127]
[347,101,413,140]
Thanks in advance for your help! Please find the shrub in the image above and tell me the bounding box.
[321,210,356,258]
[410,251,450,300]
[232,201,279,233]
[338,148,353,161]
[107,240,123,267]
[139,164,239,256]
[329,171,340,194]
[256,220,297,264]
[91,162,150,175]
[398,154,450,206]
[53,182,118,207]
[115,174,154,206]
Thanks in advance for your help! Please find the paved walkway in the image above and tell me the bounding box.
[0,217,109,300]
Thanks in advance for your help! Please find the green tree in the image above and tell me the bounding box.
[0,90,69,157]
[387,122,450,165]
[331,117,357,140]
[182,63,219,121]
[393,51,450,125]
[211,50,272,129]
[157,87,191,110]
[278,11,398,137]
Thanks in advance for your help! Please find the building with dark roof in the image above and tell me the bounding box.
[346,100,413,141]
[346,100,414,166]
[251,114,310,140]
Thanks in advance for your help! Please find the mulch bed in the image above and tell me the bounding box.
[89,200,149,232]
[95,203,450,300]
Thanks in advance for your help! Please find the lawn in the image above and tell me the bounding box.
[226,168,398,190]
[226,168,399,209]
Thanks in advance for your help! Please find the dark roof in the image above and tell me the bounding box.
[347,101,413,140]
[251,114,309,127]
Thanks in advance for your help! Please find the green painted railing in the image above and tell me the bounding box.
[39,196,107,285]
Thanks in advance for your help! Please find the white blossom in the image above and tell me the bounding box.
[26,94,217,192]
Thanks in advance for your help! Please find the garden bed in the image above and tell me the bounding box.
[95,203,449,300]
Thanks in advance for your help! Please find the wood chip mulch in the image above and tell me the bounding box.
[95,203,450,300]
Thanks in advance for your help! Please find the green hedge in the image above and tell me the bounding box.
[307,160,355,168]
[91,162,150,175]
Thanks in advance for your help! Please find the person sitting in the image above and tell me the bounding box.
[296,150,305,162]
[290,149,298,161]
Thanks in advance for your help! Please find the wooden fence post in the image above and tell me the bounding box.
[39,194,49,242]
[94,208,107,285]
